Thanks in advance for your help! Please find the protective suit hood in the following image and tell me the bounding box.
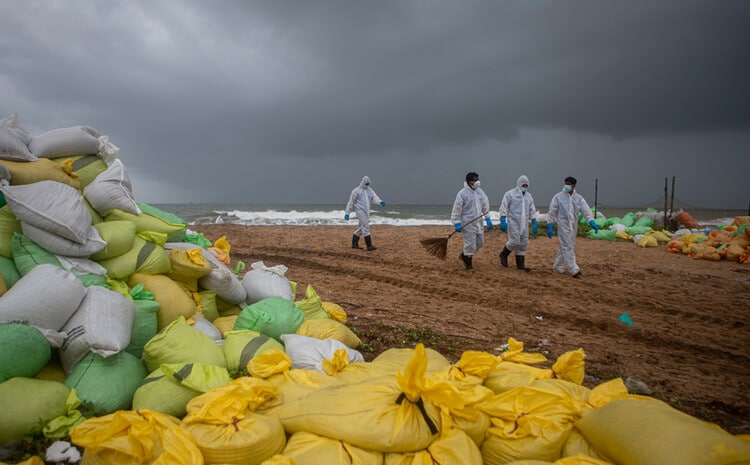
[516,175,529,190]
[359,176,371,187]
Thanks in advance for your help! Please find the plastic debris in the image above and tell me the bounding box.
[619,312,635,328]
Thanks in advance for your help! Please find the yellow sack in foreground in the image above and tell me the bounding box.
[282,431,383,465]
[182,377,285,465]
[269,344,456,453]
[576,398,750,465]
[70,409,202,465]
[294,284,330,320]
[385,427,482,465]
[296,317,362,349]
[636,235,658,248]
[498,338,548,365]
[322,301,347,323]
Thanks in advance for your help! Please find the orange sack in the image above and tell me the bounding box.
[676,211,699,229]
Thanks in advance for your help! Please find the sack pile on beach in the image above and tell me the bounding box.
[585,209,750,263]
[2,113,750,464]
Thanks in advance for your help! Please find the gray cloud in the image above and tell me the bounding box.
[1,0,748,208]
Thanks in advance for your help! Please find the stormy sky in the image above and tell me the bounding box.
[2,1,749,209]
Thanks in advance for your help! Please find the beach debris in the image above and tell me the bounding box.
[624,375,653,395]
[45,440,81,464]
[618,312,635,328]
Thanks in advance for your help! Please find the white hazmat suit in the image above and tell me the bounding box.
[451,181,490,259]
[547,186,594,276]
[499,175,537,258]
[345,176,384,250]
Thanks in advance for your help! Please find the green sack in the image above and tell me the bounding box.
[588,229,617,242]
[0,378,70,445]
[234,296,305,341]
[142,316,226,373]
[634,216,654,228]
[622,212,636,227]
[0,205,22,259]
[0,256,21,288]
[132,367,202,418]
[11,232,61,276]
[124,284,160,359]
[91,220,137,260]
[0,323,51,382]
[185,232,213,248]
[625,225,653,236]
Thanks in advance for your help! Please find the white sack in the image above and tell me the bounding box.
[1,181,97,244]
[83,159,140,217]
[242,261,293,304]
[29,125,100,158]
[0,263,86,332]
[22,222,106,258]
[55,256,108,277]
[165,242,247,304]
[190,314,223,344]
[280,333,364,373]
[0,113,36,162]
[59,285,135,374]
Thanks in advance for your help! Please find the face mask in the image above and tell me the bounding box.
[520,187,527,193]
[563,185,573,193]
[363,185,369,189]
[471,180,480,189]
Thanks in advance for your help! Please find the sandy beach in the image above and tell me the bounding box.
[191,223,750,434]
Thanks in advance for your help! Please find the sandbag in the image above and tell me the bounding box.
[59,286,135,374]
[282,431,383,465]
[131,367,202,418]
[0,263,85,333]
[64,351,147,416]
[90,220,136,260]
[0,323,51,382]
[198,289,220,321]
[51,154,107,189]
[243,260,294,304]
[136,203,187,241]
[105,207,186,242]
[280,333,365,373]
[11,232,62,276]
[322,301,348,323]
[190,313,223,343]
[234,296,305,341]
[142,315,225,372]
[296,317,363,349]
[576,398,750,465]
[294,284,330,320]
[0,204,22,258]
[384,428,483,465]
[0,255,21,288]
[29,125,100,158]
[167,248,212,292]
[0,158,80,189]
[588,229,616,242]
[83,159,140,217]
[21,221,105,258]
[636,235,658,248]
[676,211,700,229]
[222,329,285,376]
[0,113,35,162]
[128,272,195,330]
[0,378,71,445]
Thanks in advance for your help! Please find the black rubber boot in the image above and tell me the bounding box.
[516,255,531,272]
[499,246,510,268]
[352,234,362,249]
[459,253,473,270]
[364,235,377,251]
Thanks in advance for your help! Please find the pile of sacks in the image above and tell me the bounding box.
[586,208,750,263]
[2,113,750,464]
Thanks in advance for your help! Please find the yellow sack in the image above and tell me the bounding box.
[385,427,482,465]
[0,158,80,189]
[561,428,611,462]
[259,456,298,465]
[498,338,549,365]
[576,398,750,465]
[212,315,238,336]
[282,431,383,465]
[551,348,585,384]
[222,329,285,375]
[443,350,500,382]
[182,377,286,465]
[261,368,343,417]
[484,361,554,394]
[636,235,658,248]
[614,230,633,241]
[142,316,226,372]
[645,229,672,242]
[294,284,331,320]
[53,154,107,188]
[70,409,202,465]
[213,235,230,256]
[91,220,136,260]
[128,273,196,330]
[167,249,212,292]
[0,205,22,259]
[296,318,362,349]
[270,344,456,453]
[478,386,585,464]
[322,301,348,323]
[249,348,293,379]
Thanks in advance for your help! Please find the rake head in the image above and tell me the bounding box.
[419,236,450,260]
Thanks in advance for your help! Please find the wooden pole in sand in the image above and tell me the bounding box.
[594,178,598,218]
[670,176,676,214]
[663,178,668,229]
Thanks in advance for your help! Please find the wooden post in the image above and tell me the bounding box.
[664,177,668,229]
[670,176,676,215]
[594,178,598,218]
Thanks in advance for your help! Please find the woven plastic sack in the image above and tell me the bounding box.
[0,112,35,161]
[0,323,51,382]
[282,431,383,465]
[105,208,186,242]
[234,296,304,341]
[0,378,71,445]
[83,159,140,217]
[97,237,171,280]
[636,235,658,248]
[0,256,21,289]
[296,317,363,349]
[576,398,750,465]
[52,154,107,189]
[242,261,294,304]
[0,205,21,258]
[123,284,160,358]
[280,333,364,373]
[132,367,202,418]
[142,315,225,372]
[30,125,100,158]
[127,272,195,330]
[0,158,80,188]
[385,428,482,465]
[294,284,330,320]
[64,351,147,416]
[322,301,348,323]
[70,409,202,465]
[91,220,136,260]
[222,329,285,375]
[167,248,212,292]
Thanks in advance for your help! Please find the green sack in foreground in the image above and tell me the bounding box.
[0,323,51,382]
[0,378,71,445]
[234,296,305,341]
[588,229,617,242]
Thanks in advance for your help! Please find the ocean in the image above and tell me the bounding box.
[151,203,748,228]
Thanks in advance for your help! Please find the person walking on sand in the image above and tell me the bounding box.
[344,175,386,251]
[546,176,599,278]
[498,174,538,272]
[451,171,492,270]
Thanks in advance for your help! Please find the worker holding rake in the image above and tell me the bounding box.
[451,172,492,270]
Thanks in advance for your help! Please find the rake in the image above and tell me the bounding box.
[419,212,489,260]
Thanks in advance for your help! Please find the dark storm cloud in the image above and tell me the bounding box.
[1,1,748,208]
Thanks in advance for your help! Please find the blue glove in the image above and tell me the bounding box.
[344,213,350,220]
[454,222,462,233]
[500,216,507,232]
[532,219,538,236]
[547,223,554,238]
[485,217,492,230]
[588,219,599,233]
[380,200,386,207]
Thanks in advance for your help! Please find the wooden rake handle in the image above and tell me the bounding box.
[448,212,490,238]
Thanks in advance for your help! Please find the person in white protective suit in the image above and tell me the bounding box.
[498,174,538,272]
[344,176,386,251]
[546,176,599,278]
[451,172,492,270]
